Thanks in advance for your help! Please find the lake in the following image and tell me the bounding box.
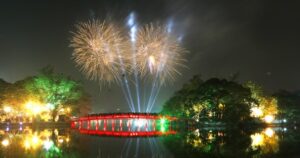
[0,126,299,158]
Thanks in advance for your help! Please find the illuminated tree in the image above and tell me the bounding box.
[244,81,278,121]
[0,77,39,117]
[162,76,253,125]
[26,67,84,121]
[161,75,203,118]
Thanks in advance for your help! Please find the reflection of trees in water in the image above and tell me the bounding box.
[0,127,79,158]
[250,128,279,157]
[162,128,299,158]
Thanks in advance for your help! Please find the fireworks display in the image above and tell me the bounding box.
[70,20,128,85]
[135,24,186,83]
[70,17,187,112]
[70,20,186,85]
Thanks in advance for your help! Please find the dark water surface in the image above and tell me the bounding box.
[0,126,299,158]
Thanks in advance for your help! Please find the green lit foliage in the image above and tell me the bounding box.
[162,76,253,125]
[273,90,300,122]
[26,67,86,120]
[0,77,36,111]
[244,81,278,119]
[161,75,204,118]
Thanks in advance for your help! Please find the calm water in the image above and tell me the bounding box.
[0,126,299,158]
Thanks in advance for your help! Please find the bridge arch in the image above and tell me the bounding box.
[71,113,177,137]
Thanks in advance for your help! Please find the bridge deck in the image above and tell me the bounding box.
[72,113,177,121]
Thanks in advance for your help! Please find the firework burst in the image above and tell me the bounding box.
[70,20,129,85]
[135,24,187,84]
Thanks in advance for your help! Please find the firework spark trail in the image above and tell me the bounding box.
[148,22,186,112]
[135,23,186,85]
[70,20,125,85]
[147,44,170,112]
[147,45,169,112]
[145,22,175,112]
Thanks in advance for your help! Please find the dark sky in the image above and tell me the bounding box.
[0,0,300,113]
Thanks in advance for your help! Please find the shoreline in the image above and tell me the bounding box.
[0,122,70,129]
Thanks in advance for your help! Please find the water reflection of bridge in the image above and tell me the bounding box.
[71,113,177,137]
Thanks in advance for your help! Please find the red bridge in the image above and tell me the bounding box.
[71,113,177,137]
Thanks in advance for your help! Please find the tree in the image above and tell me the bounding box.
[0,79,10,107]
[161,75,204,118]
[244,81,278,121]
[162,77,253,125]
[26,67,84,121]
[273,90,300,122]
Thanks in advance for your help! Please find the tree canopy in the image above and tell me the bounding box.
[161,76,254,125]
[0,67,91,122]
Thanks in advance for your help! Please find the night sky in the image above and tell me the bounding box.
[0,1,299,112]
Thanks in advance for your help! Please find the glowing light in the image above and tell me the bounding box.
[166,19,173,33]
[208,133,214,140]
[148,55,156,74]
[250,107,263,117]
[24,140,31,149]
[25,101,47,115]
[135,119,146,127]
[1,139,10,147]
[159,118,168,133]
[25,102,33,109]
[43,140,54,151]
[283,119,287,123]
[127,12,137,42]
[46,103,55,110]
[59,108,65,112]
[160,118,166,125]
[66,137,70,143]
[3,106,12,113]
[32,106,42,115]
[32,135,39,145]
[130,25,137,42]
[160,126,166,133]
[251,133,264,147]
[127,12,135,27]
[191,139,202,148]
[54,129,59,136]
[264,128,274,137]
[66,107,71,113]
[264,115,274,123]
[58,138,64,144]
[208,111,213,117]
